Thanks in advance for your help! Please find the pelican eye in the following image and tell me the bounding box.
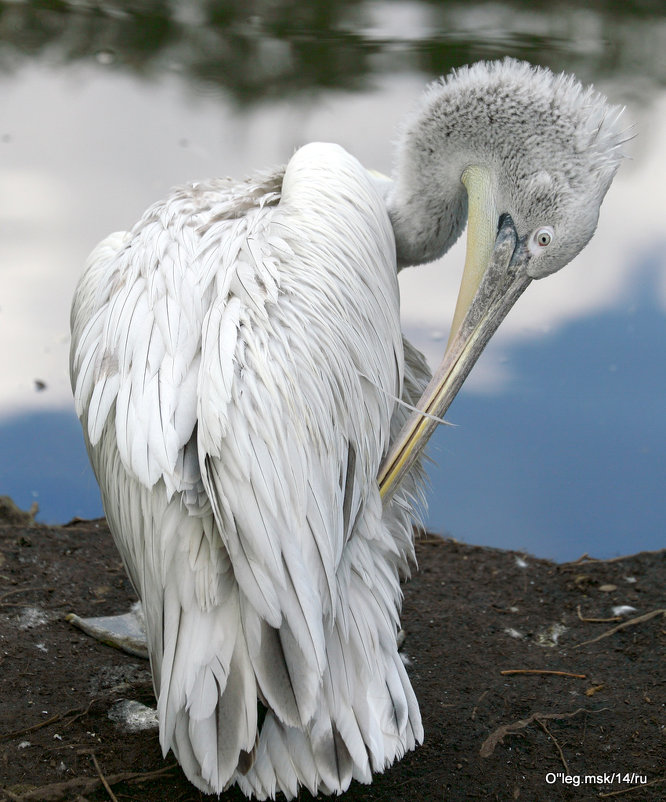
[529,226,554,256]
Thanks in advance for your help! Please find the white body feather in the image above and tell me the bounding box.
[70,142,429,797]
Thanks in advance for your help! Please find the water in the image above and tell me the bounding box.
[1,1,664,561]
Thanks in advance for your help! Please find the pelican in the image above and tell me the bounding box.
[70,59,624,797]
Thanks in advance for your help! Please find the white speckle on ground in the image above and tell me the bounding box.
[17,607,51,629]
[108,699,159,732]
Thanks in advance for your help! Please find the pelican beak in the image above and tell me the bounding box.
[378,167,533,502]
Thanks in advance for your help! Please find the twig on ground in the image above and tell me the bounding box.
[500,669,586,679]
[471,689,489,720]
[0,764,178,801]
[574,609,666,648]
[0,586,53,605]
[599,776,666,797]
[91,754,118,802]
[577,605,621,623]
[565,548,665,565]
[61,698,101,730]
[0,699,98,742]
[0,602,46,608]
[536,718,569,775]
[480,707,609,758]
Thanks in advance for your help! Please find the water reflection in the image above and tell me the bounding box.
[1,0,664,560]
[0,409,101,522]
[426,275,666,562]
[1,1,664,100]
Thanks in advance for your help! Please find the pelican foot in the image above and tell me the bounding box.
[67,601,148,659]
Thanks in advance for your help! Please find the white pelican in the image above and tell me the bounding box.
[70,59,624,797]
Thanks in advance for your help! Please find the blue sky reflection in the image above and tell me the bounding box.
[425,267,665,561]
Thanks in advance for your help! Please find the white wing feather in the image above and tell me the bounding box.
[70,142,428,797]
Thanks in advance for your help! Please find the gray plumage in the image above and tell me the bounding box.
[389,59,624,271]
[70,58,624,798]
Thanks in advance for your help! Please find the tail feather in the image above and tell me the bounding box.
[235,517,422,797]
[310,716,354,793]
[242,608,312,729]
[211,638,258,784]
[157,570,259,793]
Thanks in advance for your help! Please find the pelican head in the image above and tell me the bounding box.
[380,58,626,498]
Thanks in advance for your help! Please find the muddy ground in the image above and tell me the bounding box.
[0,498,664,801]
